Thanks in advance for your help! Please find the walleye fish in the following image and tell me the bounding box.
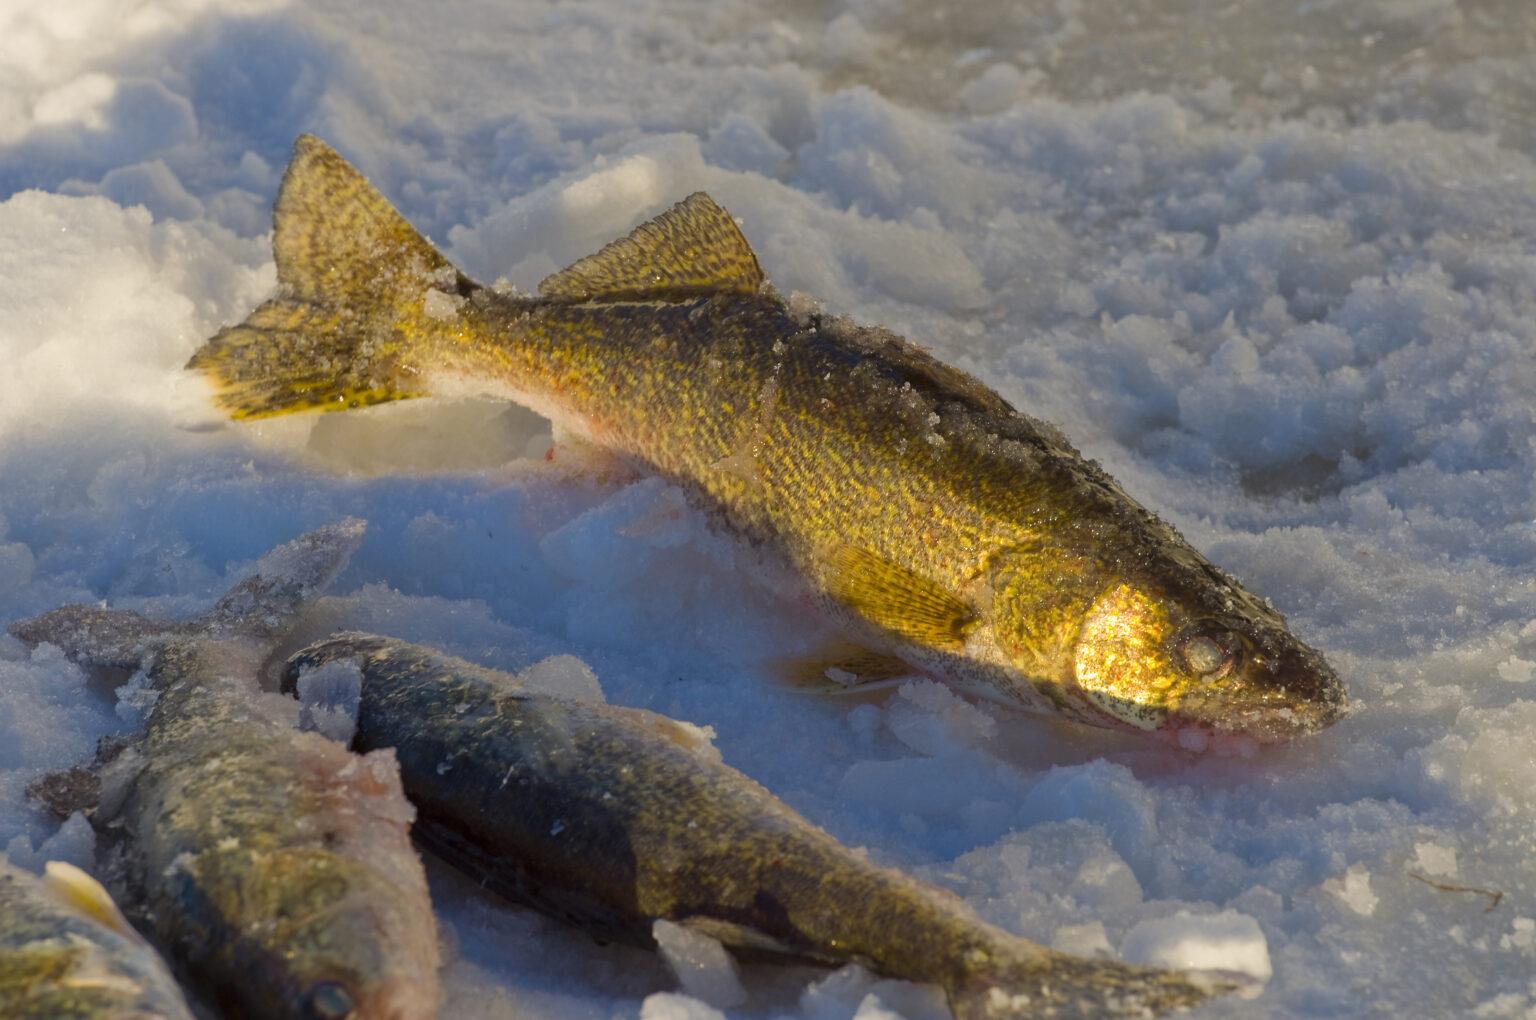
[8,523,440,1020]
[283,632,1244,1019]
[188,134,1346,746]
[0,859,194,1020]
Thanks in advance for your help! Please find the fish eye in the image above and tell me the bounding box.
[306,981,356,1020]
[1179,631,1234,679]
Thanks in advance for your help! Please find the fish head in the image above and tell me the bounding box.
[199,841,439,1020]
[216,845,439,1020]
[186,736,439,1019]
[1062,552,1347,746]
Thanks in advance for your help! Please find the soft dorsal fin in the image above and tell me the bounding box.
[539,193,765,302]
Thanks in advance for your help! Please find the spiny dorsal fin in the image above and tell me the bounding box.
[539,192,765,303]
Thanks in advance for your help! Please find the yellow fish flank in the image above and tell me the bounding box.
[188,134,1346,747]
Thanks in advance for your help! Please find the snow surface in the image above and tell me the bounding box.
[2,0,1536,1016]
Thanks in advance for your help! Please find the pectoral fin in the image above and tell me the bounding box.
[823,544,977,651]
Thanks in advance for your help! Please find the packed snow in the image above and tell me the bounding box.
[2,0,1535,1016]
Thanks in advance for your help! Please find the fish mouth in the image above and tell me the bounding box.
[1073,640,1349,752]
[1155,646,1350,753]
[353,977,441,1020]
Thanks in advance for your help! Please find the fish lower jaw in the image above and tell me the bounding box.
[1151,702,1341,755]
[1065,692,1268,755]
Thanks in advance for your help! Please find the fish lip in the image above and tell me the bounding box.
[1156,641,1350,748]
[1065,663,1349,747]
[1157,687,1350,749]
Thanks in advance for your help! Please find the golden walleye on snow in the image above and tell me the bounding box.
[187,134,1346,748]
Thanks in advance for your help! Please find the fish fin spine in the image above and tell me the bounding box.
[42,862,146,944]
[539,192,765,302]
[187,134,478,420]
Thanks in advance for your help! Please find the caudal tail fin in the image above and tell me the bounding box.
[7,519,366,665]
[187,134,479,420]
[948,952,1248,1020]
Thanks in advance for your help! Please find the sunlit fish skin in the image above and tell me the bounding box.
[0,859,195,1020]
[283,632,1243,1019]
[7,523,440,1020]
[188,134,1347,745]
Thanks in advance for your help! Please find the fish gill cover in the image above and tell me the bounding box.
[1,1,1536,1018]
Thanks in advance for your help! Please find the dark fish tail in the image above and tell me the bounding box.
[7,518,365,661]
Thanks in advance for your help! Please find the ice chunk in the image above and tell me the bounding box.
[1496,656,1534,684]
[31,72,117,129]
[851,994,905,1020]
[100,159,204,221]
[1018,761,1158,875]
[296,659,363,744]
[1051,921,1113,957]
[652,920,746,1008]
[422,287,465,321]
[703,113,790,175]
[517,654,604,704]
[959,63,1034,115]
[114,668,159,725]
[5,811,95,872]
[1322,864,1379,917]
[1411,842,1458,879]
[539,479,693,585]
[821,14,880,68]
[799,964,947,1020]
[1415,701,1536,816]
[638,993,726,1020]
[885,679,997,757]
[1501,918,1536,955]
[1120,910,1272,982]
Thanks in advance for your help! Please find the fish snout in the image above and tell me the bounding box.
[350,974,441,1020]
[1205,641,1348,744]
[1159,639,1348,749]
[1263,641,1348,735]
